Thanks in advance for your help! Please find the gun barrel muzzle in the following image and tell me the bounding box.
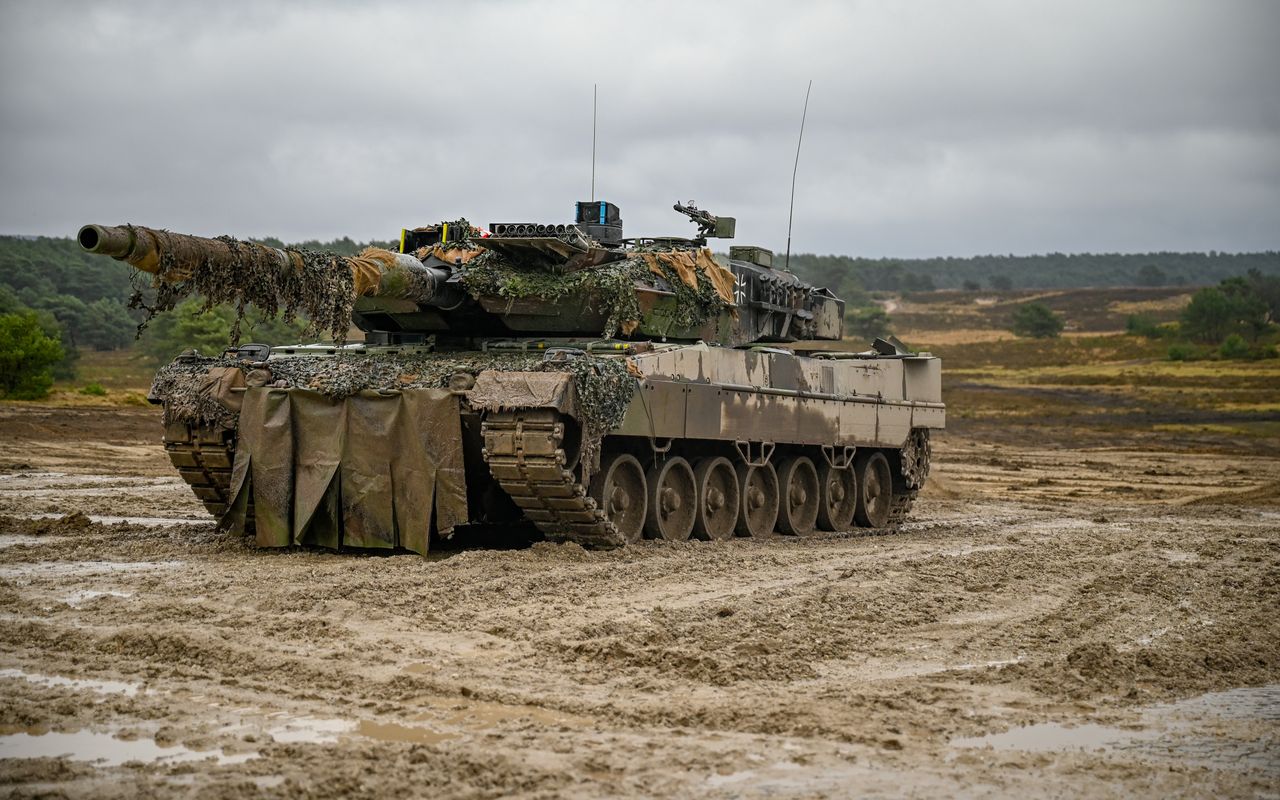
[77,224,137,260]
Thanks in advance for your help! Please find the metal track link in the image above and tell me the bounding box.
[481,410,625,550]
[162,422,237,519]
[885,489,918,529]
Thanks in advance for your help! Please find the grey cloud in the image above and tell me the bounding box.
[1,0,1277,257]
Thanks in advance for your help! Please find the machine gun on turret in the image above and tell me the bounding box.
[673,201,736,243]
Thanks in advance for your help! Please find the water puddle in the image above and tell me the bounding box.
[252,698,586,751]
[707,760,803,788]
[952,656,1025,671]
[26,513,207,528]
[252,776,287,789]
[264,715,459,746]
[0,730,254,767]
[952,722,1159,752]
[61,589,134,606]
[0,534,62,549]
[357,720,458,745]
[936,543,1010,558]
[0,471,68,481]
[264,716,353,744]
[872,655,1026,680]
[0,668,141,697]
[0,474,157,487]
[0,560,184,580]
[1161,684,1280,722]
[5,483,184,499]
[952,684,1280,772]
[707,760,873,793]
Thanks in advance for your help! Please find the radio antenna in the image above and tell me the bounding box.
[784,80,812,272]
[590,83,598,201]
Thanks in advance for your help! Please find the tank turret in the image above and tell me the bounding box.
[79,202,844,346]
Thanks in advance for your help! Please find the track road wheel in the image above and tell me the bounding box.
[589,453,647,544]
[644,457,696,541]
[691,457,739,541]
[776,456,820,535]
[854,450,894,528]
[816,460,857,532]
[735,461,779,538]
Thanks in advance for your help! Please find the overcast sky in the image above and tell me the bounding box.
[1,0,1277,257]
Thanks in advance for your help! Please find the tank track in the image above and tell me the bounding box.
[884,428,926,530]
[162,411,922,545]
[886,489,918,528]
[481,409,923,547]
[480,410,626,549]
[162,423,236,520]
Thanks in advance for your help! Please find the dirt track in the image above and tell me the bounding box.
[1,404,1277,798]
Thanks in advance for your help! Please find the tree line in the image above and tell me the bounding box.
[783,250,1280,298]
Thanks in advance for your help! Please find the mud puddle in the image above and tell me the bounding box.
[952,721,1161,753]
[953,684,1280,772]
[59,589,134,606]
[706,761,872,795]
[0,474,177,489]
[0,729,254,767]
[0,668,141,697]
[0,560,184,580]
[0,471,68,482]
[25,513,205,527]
[247,697,588,749]
[0,534,63,549]
[264,717,460,746]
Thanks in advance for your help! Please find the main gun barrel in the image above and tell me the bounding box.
[77,223,463,307]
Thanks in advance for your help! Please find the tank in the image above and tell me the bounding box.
[77,200,943,552]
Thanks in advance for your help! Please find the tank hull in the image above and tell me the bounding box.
[157,342,943,551]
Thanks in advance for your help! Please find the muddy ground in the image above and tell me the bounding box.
[0,401,1277,798]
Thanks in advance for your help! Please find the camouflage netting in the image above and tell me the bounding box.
[412,218,482,264]
[459,247,733,337]
[152,352,637,462]
[126,229,380,344]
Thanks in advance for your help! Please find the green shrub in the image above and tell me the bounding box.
[1218,334,1250,359]
[1010,303,1065,339]
[1125,314,1164,338]
[79,382,108,396]
[1181,285,1270,343]
[844,305,891,341]
[0,312,65,399]
[139,297,310,366]
[1167,343,1196,361]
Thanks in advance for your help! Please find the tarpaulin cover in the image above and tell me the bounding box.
[224,387,467,555]
[465,370,578,416]
[639,248,737,306]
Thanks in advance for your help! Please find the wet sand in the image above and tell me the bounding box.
[0,403,1277,798]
